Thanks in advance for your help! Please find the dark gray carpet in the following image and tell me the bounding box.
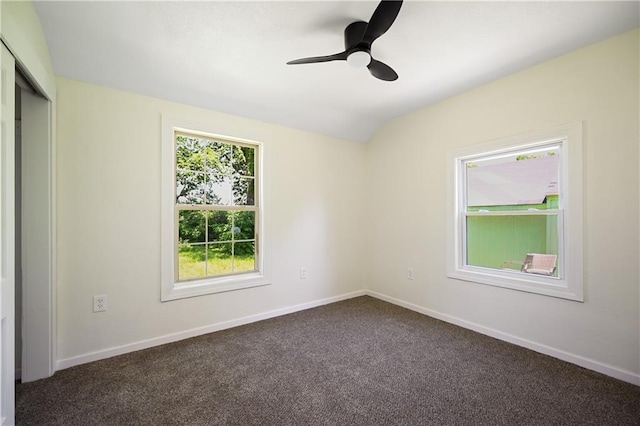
[16,296,640,425]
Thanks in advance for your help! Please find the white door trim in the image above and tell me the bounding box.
[20,88,55,382]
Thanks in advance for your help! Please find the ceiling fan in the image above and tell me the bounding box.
[286,0,404,81]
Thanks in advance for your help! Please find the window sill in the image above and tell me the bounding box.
[447,266,583,302]
[161,273,271,302]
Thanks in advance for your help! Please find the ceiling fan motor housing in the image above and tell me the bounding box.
[345,21,372,67]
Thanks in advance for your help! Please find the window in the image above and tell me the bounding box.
[447,123,583,301]
[161,117,270,301]
[176,132,258,280]
[465,144,561,275]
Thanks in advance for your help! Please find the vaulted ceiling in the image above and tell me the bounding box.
[34,1,639,142]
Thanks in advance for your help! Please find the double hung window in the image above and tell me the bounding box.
[162,118,269,301]
[463,144,561,276]
[175,133,258,281]
[447,124,583,301]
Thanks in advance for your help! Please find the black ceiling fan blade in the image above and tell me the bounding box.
[362,0,403,46]
[287,51,348,65]
[367,58,398,81]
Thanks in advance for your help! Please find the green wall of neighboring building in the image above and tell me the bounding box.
[467,195,559,273]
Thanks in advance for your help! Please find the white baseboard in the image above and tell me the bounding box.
[54,288,640,386]
[56,290,366,371]
[366,290,640,386]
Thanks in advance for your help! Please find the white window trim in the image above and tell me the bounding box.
[446,122,584,301]
[161,115,271,302]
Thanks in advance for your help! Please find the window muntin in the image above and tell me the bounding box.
[462,144,561,277]
[175,133,258,283]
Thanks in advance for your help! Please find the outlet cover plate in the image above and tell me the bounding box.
[93,295,107,312]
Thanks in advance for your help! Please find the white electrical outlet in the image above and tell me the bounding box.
[93,295,107,312]
[407,268,414,280]
[300,268,307,279]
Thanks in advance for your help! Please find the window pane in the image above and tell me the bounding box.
[234,242,256,273]
[206,176,232,206]
[207,210,231,242]
[179,210,206,243]
[233,211,255,240]
[178,244,207,280]
[232,145,255,177]
[466,214,559,277]
[466,147,560,212]
[176,136,206,172]
[205,141,232,176]
[176,171,206,204]
[207,243,233,276]
[233,177,255,206]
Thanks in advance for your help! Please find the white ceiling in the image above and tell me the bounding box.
[34,1,639,142]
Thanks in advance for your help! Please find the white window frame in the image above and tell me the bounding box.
[447,123,584,301]
[161,116,271,301]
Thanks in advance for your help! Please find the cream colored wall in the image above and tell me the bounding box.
[366,29,640,375]
[55,77,366,361]
[55,27,639,379]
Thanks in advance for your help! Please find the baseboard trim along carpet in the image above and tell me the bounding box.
[56,290,367,371]
[56,288,639,386]
[366,290,640,386]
